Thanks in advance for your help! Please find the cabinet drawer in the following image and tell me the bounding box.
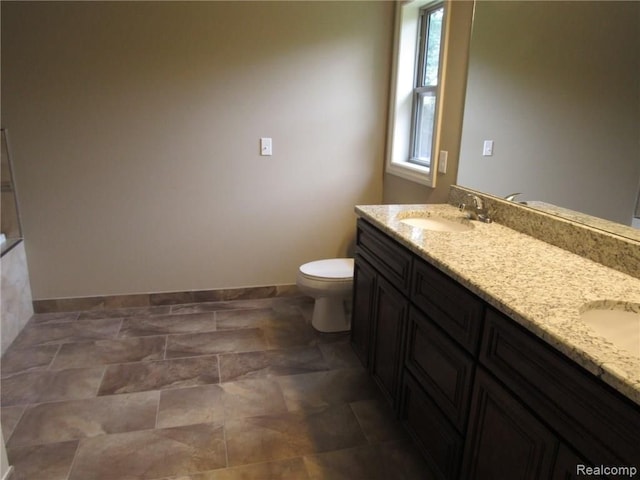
[401,372,464,480]
[405,307,475,433]
[480,308,640,466]
[411,257,484,354]
[356,219,413,296]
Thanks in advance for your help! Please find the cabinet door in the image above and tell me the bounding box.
[371,275,408,409]
[462,369,558,480]
[351,253,377,368]
[552,444,605,480]
[401,372,464,480]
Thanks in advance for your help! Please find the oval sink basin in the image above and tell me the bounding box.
[400,217,473,232]
[580,307,640,357]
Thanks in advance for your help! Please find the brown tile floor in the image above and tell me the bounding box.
[1,295,433,480]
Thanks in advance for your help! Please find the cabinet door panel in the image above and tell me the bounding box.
[552,444,605,480]
[371,275,408,409]
[405,308,475,432]
[401,372,464,480]
[351,253,377,368]
[462,369,557,480]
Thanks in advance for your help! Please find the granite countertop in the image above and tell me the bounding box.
[355,203,640,406]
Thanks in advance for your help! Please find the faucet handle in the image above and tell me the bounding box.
[464,193,483,209]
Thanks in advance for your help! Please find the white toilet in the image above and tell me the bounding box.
[296,258,354,333]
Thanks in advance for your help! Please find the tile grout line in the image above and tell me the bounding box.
[62,437,82,480]
[47,343,64,372]
[154,389,162,430]
[347,400,372,445]
[93,366,108,398]
[163,335,168,361]
[216,353,223,385]
[222,382,230,469]
[3,404,27,447]
[115,317,125,338]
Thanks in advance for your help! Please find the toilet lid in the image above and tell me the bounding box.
[299,258,354,280]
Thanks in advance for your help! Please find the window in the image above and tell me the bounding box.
[410,5,444,167]
[386,1,447,187]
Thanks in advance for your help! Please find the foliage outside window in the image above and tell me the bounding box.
[410,5,444,167]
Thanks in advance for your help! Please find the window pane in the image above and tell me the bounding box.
[423,7,443,87]
[415,92,436,162]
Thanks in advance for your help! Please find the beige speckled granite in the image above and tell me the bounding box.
[526,201,640,243]
[449,185,640,279]
[354,203,640,405]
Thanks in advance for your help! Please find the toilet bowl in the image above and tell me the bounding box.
[296,258,354,332]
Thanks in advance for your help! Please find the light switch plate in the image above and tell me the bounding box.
[482,140,494,156]
[438,150,448,173]
[260,137,272,156]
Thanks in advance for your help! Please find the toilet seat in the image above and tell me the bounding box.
[299,258,354,281]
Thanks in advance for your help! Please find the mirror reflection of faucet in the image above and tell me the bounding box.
[504,192,528,205]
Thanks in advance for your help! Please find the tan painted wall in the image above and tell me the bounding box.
[1,1,393,299]
[383,0,474,204]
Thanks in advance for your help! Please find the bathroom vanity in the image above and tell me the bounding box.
[352,201,640,479]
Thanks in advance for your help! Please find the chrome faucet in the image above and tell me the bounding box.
[459,193,492,223]
[504,192,527,205]
[504,192,522,202]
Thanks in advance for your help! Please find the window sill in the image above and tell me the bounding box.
[386,160,436,187]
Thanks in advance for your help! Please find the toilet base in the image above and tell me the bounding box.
[311,296,351,333]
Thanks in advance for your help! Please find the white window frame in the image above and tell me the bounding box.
[385,0,449,187]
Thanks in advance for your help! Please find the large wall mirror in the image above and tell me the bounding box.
[457,1,640,240]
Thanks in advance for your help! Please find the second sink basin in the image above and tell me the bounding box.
[400,217,474,232]
[580,305,640,357]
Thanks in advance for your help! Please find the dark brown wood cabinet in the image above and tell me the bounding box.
[351,218,640,480]
[351,219,412,409]
[401,260,482,479]
[401,371,465,480]
[461,368,558,480]
[405,307,475,433]
[350,253,377,367]
[480,308,640,467]
[411,258,484,355]
[355,218,413,295]
[370,275,408,408]
[551,444,605,480]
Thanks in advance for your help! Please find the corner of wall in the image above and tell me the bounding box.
[1,241,34,355]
